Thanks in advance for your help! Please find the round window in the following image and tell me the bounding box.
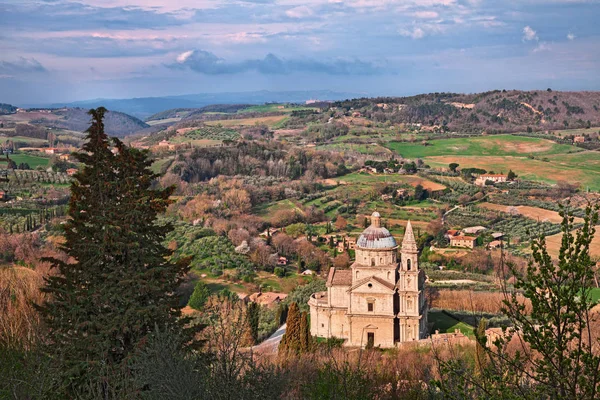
[368,283,373,288]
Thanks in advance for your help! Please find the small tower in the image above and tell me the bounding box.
[400,221,418,271]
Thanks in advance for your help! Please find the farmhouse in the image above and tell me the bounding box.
[66,168,78,176]
[474,174,507,186]
[450,236,477,249]
[309,213,428,348]
[574,136,585,143]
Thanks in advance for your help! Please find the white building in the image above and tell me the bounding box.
[308,212,428,348]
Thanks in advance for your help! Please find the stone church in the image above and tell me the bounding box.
[308,212,428,347]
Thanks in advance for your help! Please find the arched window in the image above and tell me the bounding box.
[371,258,375,266]
[356,271,360,279]
[379,257,383,264]
[407,259,412,270]
[387,271,391,280]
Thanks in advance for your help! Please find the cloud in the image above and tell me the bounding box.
[412,11,439,19]
[398,23,445,39]
[285,5,314,18]
[171,49,385,75]
[533,42,551,53]
[0,57,47,75]
[567,32,576,40]
[399,27,426,39]
[522,25,538,41]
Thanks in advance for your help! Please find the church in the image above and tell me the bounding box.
[308,212,428,348]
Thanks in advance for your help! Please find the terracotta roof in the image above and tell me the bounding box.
[326,267,352,287]
[248,292,287,306]
[451,236,477,242]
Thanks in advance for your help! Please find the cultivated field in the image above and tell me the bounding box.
[386,134,579,159]
[478,202,584,224]
[206,115,288,127]
[544,230,600,258]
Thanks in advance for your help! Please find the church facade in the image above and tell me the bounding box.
[308,212,428,348]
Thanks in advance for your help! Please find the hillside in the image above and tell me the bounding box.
[25,108,148,136]
[0,103,17,115]
[333,90,600,133]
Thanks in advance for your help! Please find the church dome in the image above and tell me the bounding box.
[356,212,398,249]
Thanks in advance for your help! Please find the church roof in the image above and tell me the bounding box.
[326,267,352,287]
[348,275,395,292]
[356,212,398,250]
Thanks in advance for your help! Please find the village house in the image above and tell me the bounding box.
[66,168,78,176]
[59,154,71,161]
[474,174,507,186]
[248,291,288,308]
[574,136,586,143]
[450,235,477,249]
[301,269,315,276]
[491,232,504,240]
[310,213,428,348]
[337,236,357,253]
[0,191,5,200]
[488,240,503,250]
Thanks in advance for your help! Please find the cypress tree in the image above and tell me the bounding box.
[299,311,310,353]
[39,108,191,392]
[246,302,260,345]
[279,302,301,354]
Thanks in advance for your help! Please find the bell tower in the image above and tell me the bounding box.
[400,221,418,272]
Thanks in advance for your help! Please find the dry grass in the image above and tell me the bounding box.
[544,230,600,258]
[479,202,584,224]
[0,266,46,350]
[431,289,531,314]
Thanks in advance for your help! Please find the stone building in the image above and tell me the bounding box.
[308,212,428,348]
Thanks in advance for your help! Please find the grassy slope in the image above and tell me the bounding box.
[428,309,475,337]
[1,154,50,168]
[386,134,579,158]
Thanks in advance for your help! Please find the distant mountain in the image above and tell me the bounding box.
[28,108,149,137]
[39,90,365,119]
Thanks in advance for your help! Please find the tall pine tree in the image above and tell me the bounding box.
[39,108,191,392]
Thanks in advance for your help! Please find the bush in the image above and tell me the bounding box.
[274,267,286,278]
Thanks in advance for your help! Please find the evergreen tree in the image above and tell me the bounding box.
[299,311,311,353]
[39,108,191,393]
[188,281,211,311]
[279,302,301,354]
[246,302,260,344]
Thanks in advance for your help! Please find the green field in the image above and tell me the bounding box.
[1,154,50,169]
[429,309,475,337]
[386,135,580,159]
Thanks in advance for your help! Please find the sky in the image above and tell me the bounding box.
[1,0,600,104]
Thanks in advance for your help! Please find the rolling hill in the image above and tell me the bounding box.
[35,90,364,119]
[333,90,600,133]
